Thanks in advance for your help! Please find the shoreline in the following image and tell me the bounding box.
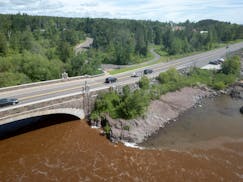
[105,86,218,144]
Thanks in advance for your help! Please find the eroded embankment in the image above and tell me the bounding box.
[107,87,213,144]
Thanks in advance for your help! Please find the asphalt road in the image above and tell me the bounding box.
[1,42,243,110]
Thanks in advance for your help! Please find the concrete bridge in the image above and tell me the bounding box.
[0,90,99,126]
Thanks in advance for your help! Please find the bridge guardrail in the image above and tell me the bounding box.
[0,71,106,93]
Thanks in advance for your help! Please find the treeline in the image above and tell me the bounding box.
[0,13,242,87]
[160,19,243,55]
[90,56,241,121]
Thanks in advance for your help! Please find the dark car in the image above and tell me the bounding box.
[0,98,19,107]
[209,60,220,65]
[144,69,153,74]
[105,77,117,83]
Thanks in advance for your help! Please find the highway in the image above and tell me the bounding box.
[1,41,243,110]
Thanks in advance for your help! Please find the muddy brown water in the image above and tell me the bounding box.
[0,96,243,181]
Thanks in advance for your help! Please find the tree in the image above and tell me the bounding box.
[69,50,101,76]
[119,89,149,119]
[168,37,183,55]
[0,33,8,56]
[57,41,73,62]
[93,91,121,119]
[113,29,134,65]
[20,31,34,52]
[0,72,30,87]
[135,24,148,56]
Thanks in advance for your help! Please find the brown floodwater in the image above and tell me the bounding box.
[0,96,243,181]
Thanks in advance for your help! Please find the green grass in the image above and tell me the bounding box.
[109,64,146,75]
[135,51,154,63]
[109,49,204,75]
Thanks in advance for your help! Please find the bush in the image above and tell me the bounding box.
[92,91,121,119]
[90,111,100,121]
[91,88,150,120]
[157,68,181,84]
[149,85,161,100]
[212,81,226,90]
[104,123,111,138]
[188,68,214,85]
[221,56,241,75]
[120,89,150,119]
[139,76,150,90]
[213,73,236,86]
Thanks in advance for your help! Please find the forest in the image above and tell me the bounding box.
[0,13,242,87]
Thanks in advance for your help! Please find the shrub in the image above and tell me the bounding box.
[139,76,150,90]
[157,68,181,84]
[104,123,111,138]
[221,56,241,75]
[92,91,121,119]
[212,81,226,90]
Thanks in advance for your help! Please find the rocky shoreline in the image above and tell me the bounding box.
[105,86,218,144]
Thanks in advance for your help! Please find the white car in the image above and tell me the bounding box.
[131,72,142,77]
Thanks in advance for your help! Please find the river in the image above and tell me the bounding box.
[0,95,243,181]
[140,95,243,150]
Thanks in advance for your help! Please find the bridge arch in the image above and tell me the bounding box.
[0,108,85,126]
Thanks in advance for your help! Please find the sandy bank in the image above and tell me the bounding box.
[107,87,212,144]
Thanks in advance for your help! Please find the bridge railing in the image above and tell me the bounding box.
[0,72,106,93]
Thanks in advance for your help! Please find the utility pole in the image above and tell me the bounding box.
[83,81,90,116]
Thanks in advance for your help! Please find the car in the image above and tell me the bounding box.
[0,98,19,107]
[131,71,142,77]
[217,58,225,64]
[144,69,153,74]
[209,60,220,65]
[105,77,117,83]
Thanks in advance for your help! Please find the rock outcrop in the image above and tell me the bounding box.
[107,87,211,144]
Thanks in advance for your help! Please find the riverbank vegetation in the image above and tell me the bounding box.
[0,14,243,87]
[91,56,241,121]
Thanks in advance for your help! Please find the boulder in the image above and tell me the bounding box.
[240,106,243,114]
